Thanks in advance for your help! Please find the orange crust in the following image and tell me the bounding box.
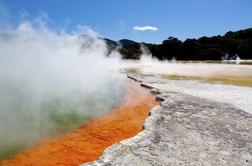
[0,79,158,166]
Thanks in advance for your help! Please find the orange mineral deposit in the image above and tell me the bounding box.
[0,78,158,166]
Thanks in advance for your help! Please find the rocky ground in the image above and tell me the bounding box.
[82,73,252,166]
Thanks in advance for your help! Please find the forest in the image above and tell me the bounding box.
[104,28,252,60]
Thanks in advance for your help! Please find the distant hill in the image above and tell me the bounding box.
[118,39,138,45]
[103,38,141,59]
[103,28,252,60]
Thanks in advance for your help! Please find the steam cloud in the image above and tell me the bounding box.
[0,17,126,158]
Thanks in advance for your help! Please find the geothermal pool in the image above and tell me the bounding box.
[0,78,158,166]
[0,77,124,160]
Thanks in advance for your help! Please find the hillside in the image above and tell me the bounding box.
[104,28,252,60]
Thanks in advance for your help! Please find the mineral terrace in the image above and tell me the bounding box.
[82,73,252,166]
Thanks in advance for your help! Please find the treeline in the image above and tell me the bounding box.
[104,28,252,60]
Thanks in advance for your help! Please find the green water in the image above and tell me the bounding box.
[0,80,124,160]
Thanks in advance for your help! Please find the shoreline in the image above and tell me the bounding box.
[83,73,252,166]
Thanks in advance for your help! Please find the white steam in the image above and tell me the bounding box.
[0,20,124,158]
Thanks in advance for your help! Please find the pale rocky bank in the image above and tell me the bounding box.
[82,73,252,166]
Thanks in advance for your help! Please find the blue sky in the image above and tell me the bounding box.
[1,0,252,43]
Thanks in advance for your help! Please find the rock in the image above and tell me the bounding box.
[81,73,252,166]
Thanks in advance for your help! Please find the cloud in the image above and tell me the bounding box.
[133,26,158,31]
